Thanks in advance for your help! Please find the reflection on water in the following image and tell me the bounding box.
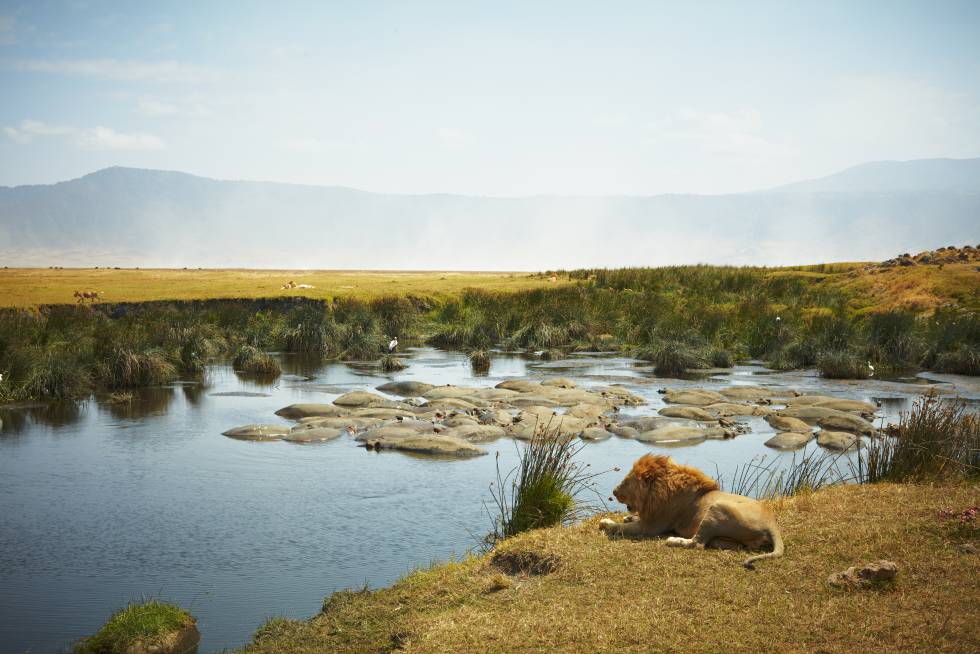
[0,348,978,654]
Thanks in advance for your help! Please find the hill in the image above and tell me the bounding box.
[1,158,978,270]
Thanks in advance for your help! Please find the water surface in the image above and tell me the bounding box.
[1,349,977,653]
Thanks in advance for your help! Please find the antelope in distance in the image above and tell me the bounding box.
[74,290,102,303]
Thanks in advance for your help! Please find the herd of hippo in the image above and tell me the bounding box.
[221,378,881,457]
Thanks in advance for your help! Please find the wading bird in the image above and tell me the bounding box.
[867,361,875,377]
[388,336,398,352]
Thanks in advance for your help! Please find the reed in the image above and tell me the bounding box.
[716,450,849,499]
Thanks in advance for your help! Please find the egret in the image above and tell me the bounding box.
[388,336,398,352]
[867,361,875,377]
[775,316,781,322]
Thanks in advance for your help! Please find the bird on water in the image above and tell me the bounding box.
[389,336,399,352]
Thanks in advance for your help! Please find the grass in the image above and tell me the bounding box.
[717,450,849,500]
[637,340,707,376]
[233,345,282,377]
[857,393,980,483]
[468,349,491,373]
[0,268,565,307]
[486,430,604,544]
[75,600,193,654]
[235,482,980,654]
[380,354,407,371]
[817,348,871,379]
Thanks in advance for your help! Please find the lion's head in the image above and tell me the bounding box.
[612,454,719,519]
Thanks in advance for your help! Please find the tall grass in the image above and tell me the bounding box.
[486,426,606,544]
[856,393,979,483]
[74,599,193,654]
[232,345,281,377]
[817,348,870,379]
[716,450,849,500]
[637,340,707,376]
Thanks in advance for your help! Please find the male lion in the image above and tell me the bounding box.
[599,454,784,569]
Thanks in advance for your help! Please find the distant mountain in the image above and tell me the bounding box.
[1,158,978,270]
[768,157,980,193]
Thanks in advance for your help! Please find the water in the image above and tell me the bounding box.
[1,348,978,653]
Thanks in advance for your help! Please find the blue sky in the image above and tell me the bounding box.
[0,1,978,194]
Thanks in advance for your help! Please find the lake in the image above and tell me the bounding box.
[1,348,977,653]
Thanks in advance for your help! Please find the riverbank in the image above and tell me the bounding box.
[238,481,978,654]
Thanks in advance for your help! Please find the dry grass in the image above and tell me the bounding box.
[828,262,980,313]
[0,268,567,307]
[238,482,979,654]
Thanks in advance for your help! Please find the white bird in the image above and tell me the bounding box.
[867,361,875,377]
[388,336,398,352]
[775,316,781,322]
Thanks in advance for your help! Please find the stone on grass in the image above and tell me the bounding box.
[827,560,898,589]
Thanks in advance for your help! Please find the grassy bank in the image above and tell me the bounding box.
[1,260,978,402]
[0,268,563,307]
[238,482,978,654]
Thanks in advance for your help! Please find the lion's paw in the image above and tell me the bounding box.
[665,536,690,548]
[598,518,617,531]
[623,514,637,523]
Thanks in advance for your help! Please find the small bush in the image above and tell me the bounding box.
[539,349,564,361]
[933,345,980,376]
[817,349,870,379]
[380,354,407,371]
[75,600,193,654]
[486,427,604,544]
[233,345,282,377]
[469,349,491,373]
[96,348,177,389]
[638,340,707,376]
[709,348,734,368]
[22,345,92,400]
[857,393,979,483]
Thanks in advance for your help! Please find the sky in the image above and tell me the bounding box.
[0,1,979,195]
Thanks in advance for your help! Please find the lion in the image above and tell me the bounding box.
[599,454,784,569]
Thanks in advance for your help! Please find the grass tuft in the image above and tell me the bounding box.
[468,349,490,373]
[233,345,282,377]
[637,340,707,376]
[817,348,871,379]
[74,600,192,654]
[380,354,407,371]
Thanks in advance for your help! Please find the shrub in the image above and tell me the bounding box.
[637,340,707,376]
[709,348,734,368]
[233,345,281,376]
[486,428,604,544]
[857,393,979,483]
[22,345,92,400]
[74,600,194,654]
[933,345,980,375]
[96,348,177,389]
[817,349,870,379]
[380,354,406,371]
[469,349,491,373]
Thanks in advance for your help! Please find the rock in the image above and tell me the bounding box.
[333,391,391,408]
[827,560,898,589]
[221,424,289,441]
[765,415,813,433]
[354,425,427,442]
[363,434,486,457]
[816,413,876,435]
[275,403,346,419]
[284,427,344,443]
[765,432,813,450]
[495,379,544,393]
[506,420,539,440]
[422,385,479,400]
[381,418,437,433]
[658,406,715,421]
[541,377,577,388]
[442,424,506,442]
[816,430,860,451]
[579,427,613,441]
[782,395,843,406]
[958,543,977,554]
[661,389,727,406]
[479,408,514,427]
[704,402,772,417]
[376,381,435,397]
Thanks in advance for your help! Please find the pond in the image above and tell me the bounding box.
[1,348,978,653]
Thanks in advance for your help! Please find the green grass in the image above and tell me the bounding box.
[233,345,282,377]
[75,600,193,654]
[817,348,871,379]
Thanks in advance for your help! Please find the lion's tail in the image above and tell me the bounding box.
[742,526,784,570]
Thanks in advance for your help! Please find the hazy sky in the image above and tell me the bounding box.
[1,1,978,195]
